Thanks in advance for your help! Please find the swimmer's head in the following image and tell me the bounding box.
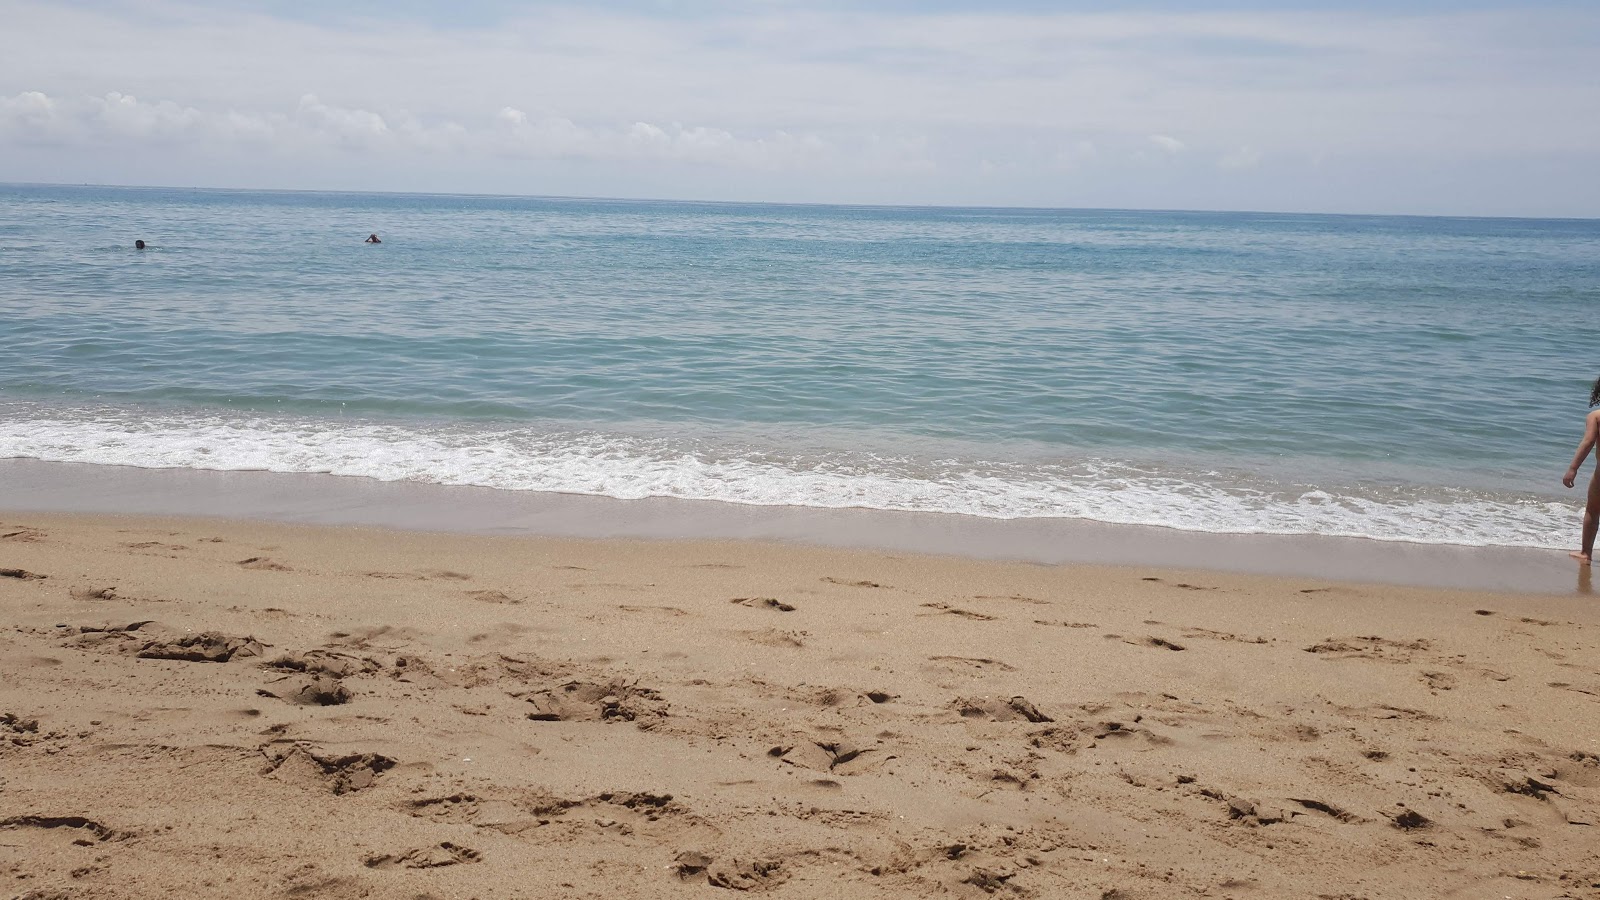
[135,239,146,250]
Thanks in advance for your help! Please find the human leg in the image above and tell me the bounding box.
[1572,471,1600,564]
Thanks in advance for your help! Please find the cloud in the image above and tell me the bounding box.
[0,89,834,172]
[295,94,392,148]
[0,0,1597,214]
[0,90,54,124]
[1148,134,1186,155]
[93,92,204,140]
[0,90,66,143]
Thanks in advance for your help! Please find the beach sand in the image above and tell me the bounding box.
[2,511,1597,898]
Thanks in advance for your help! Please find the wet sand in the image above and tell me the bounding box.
[2,511,1598,898]
[0,458,1582,593]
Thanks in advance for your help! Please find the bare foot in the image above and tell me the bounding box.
[1570,551,1592,565]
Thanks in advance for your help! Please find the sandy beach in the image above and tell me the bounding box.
[2,511,1597,899]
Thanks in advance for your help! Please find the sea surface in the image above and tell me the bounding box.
[2,183,1597,549]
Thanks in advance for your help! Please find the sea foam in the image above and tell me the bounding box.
[0,408,1574,550]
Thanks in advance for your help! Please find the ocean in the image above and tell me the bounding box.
[2,183,1597,550]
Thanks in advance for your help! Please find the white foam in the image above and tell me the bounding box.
[0,408,1576,550]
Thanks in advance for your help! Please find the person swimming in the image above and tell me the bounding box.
[364,234,381,244]
[135,240,146,250]
[1562,376,1600,564]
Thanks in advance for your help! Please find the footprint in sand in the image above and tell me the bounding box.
[363,569,471,581]
[0,567,46,580]
[788,686,884,708]
[1180,626,1269,645]
[1286,797,1364,823]
[919,603,996,621]
[408,789,689,838]
[1419,670,1456,691]
[268,649,378,679]
[1091,719,1175,747]
[619,604,690,617]
[259,673,352,706]
[1341,703,1438,722]
[405,792,484,826]
[953,695,1054,723]
[523,679,668,722]
[237,557,291,572]
[1304,635,1431,662]
[744,628,807,648]
[705,859,788,891]
[136,631,265,662]
[260,743,395,795]
[822,577,886,588]
[121,541,188,552]
[365,843,481,869]
[1034,618,1098,629]
[973,594,1048,605]
[731,597,796,612]
[767,737,881,775]
[1141,576,1215,591]
[0,714,49,746]
[61,622,265,662]
[0,815,126,843]
[928,655,1016,672]
[323,625,423,649]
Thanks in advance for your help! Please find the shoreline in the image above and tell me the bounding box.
[0,457,1585,594]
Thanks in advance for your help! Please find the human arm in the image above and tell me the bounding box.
[1564,411,1600,488]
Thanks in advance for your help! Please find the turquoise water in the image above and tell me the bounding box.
[2,183,1597,547]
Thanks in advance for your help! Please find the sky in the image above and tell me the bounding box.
[2,0,1597,216]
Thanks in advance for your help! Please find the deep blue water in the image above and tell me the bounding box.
[2,183,1597,547]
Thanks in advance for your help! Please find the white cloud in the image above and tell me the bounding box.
[0,90,54,125]
[217,109,276,143]
[0,89,65,143]
[1149,134,1186,155]
[91,92,202,139]
[0,1,1596,214]
[295,94,391,148]
[0,89,833,173]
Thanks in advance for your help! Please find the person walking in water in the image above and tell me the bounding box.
[1562,377,1600,564]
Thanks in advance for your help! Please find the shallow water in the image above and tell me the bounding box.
[2,183,1597,548]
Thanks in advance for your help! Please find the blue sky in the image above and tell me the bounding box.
[3,0,1597,216]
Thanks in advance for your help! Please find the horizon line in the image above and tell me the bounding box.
[4,179,1597,224]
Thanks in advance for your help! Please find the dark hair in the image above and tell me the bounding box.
[1591,376,1600,408]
